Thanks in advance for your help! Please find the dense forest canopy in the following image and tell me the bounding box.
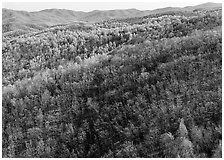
[2,5,222,158]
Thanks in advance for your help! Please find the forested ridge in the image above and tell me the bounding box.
[2,8,222,158]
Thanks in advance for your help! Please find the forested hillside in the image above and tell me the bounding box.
[2,7,222,158]
[2,2,221,32]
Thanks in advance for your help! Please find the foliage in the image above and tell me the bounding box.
[2,8,222,158]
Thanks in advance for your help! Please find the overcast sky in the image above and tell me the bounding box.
[2,0,223,12]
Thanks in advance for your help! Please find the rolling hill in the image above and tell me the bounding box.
[2,2,222,33]
[82,9,143,22]
[184,2,222,11]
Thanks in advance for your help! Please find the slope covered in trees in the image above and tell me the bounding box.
[2,2,221,33]
[2,8,222,158]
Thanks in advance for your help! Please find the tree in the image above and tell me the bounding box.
[177,118,188,138]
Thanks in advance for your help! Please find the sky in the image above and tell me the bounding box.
[2,0,223,12]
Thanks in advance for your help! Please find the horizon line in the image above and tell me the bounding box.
[2,1,222,13]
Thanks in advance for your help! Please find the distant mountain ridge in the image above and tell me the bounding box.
[184,2,222,10]
[2,2,222,32]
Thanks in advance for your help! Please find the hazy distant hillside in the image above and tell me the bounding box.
[143,2,222,15]
[2,8,87,32]
[184,2,222,11]
[82,9,143,22]
[36,9,86,23]
[143,7,181,15]
[2,8,144,32]
[2,2,222,33]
